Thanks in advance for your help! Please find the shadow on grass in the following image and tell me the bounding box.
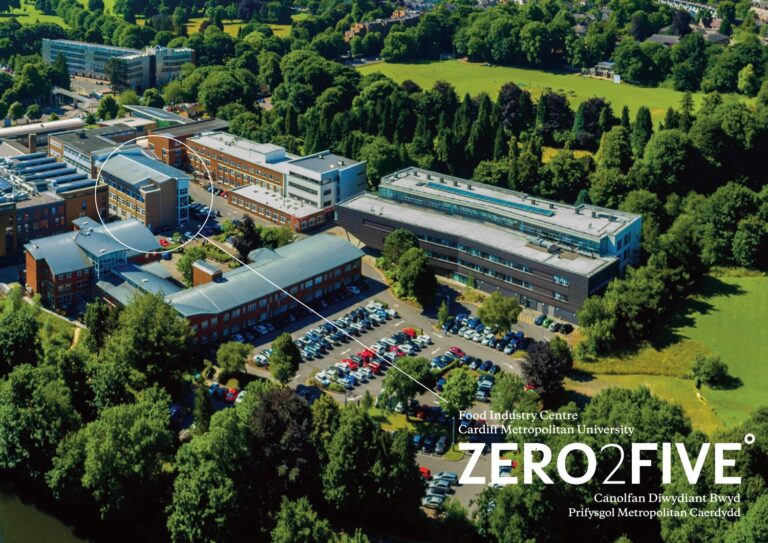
[568,369,595,383]
[709,374,744,391]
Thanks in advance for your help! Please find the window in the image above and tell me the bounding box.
[554,291,569,302]
[553,275,570,287]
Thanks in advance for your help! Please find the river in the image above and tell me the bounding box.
[0,491,88,543]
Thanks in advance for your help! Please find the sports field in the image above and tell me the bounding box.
[569,274,768,434]
[358,60,718,122]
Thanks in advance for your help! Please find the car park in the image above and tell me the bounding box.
[435,435,448,455]
[475,390,490,402]
[419,466,432,480]
[428,479,453,495]
[435,471,458,486]
[534,314,547,326]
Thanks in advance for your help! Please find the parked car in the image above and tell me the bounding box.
[475,390,490,402]
[436,377,446,392]
[419,466,432,480]
[314,373,330,387]
[225,388,239,403]
[560,323,574,334]
[435,471,458,485]
[429,479,453,495]
[534,314,547,326]
[421,495,444,510]
[413,434,423,448]
[481,360,493,372]
[435,435,448,455]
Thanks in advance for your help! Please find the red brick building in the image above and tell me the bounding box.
[228,184,331,232]
[147,118,229,169]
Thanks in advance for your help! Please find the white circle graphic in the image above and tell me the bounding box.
[92,134,215,254]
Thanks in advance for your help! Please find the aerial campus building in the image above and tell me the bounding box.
[336,167,642,323]
[24,217,364,339]
[42,39,193,90]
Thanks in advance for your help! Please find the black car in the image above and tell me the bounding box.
[560,323,574,334]
[423,435,436,452]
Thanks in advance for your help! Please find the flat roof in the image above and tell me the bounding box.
[16,191,62,209]
[153,118,229,138]
[45,38,137,54]
[99,117,156,129]
[189,132,288,164]
[125,105,190,124]
[230,184,322,218]
[339,193,616,277]
[0,119,85,139]
[382,167,640,239]
[51,129,119,154]
[287,152,360,174]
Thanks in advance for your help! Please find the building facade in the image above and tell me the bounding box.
[24,217,160,309]
[147,119,229,169]
[187,133,291,191]
[42,39,193,90]
[48,126,135,177]
[278,151,368,209]
[336,168,642,323]
[228,184,331,232]
[97,150,190,229]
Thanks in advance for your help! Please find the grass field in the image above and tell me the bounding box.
[269,24,291,37]
[570,275,768,434]
[358,60,730,122]
[2,3,68,26]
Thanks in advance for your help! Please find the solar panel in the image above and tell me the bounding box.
[425,182,555,217]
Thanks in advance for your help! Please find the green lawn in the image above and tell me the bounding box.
[2,3,68,26]
[269,23,291,37]
[570,274,768,434]
[676,276,768,427]
[358,60,739,122]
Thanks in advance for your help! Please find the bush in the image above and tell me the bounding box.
[691,354,730,388]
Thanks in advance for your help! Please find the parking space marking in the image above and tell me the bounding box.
[504,362,516,370]
[435,334,443,338]
[431,348,440,354]
[341,349,350,355]
[394,320,405,326]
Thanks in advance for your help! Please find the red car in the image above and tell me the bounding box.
[449,346,465,357]
[159,238,171,247]
[524,383,537,391]
[225,388,239,403]
[403,327,417,338]
[342,358,359,371]
[419,466,432,480]
[364,360,381,374]
[358,349,375,361]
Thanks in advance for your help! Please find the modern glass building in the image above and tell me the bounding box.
[337,167,642,323]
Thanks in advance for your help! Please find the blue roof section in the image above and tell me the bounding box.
[425,182,556,217]
[25,219,161,275]
[166,234,364,317]
[0,178,12,192]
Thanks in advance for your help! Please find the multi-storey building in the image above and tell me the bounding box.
[187,132,293,191]
[147,119,229,169]
[228,184,331,232]
[24,217,160,309]
[336,167,643,323]
[0,153,109,258]
[277,151,367,209]
[97,149,190,229]
[41,39,194,90]
[48,126,136,177]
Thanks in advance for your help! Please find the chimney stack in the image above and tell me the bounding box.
[27,133,37,153]
[192,259,222,286]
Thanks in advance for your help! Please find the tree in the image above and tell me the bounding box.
[271,497,333,543]
[176,246,207,286]
[691,354,730,388]
[382,356,432,414]
[8,101,24,123]
[491,372,540,413]
[358,136,401,188]
[437,299,450,326]
[498,82,533,135]
[216,341,251,377]
[88,0,104,10]
[382,228,419,270]
[396,247,437,306]
[100,293,194,393]
[0,364,80,480]
[631,106,653,157]
[737,64,759,97]
[49,387,174,520]
[97,95,118,120]
[732,216,768,269]
[0,288,41,376]
[233,215,262,260]
[521,340,572,400]
[198,71,244,116]
[25,103,41,121]
[142,87,165,108]
[477,291,522,333]
[671,10,692,36]
[310,393,340,464]
[82,299,120,351]
[269,332,301,384]
[440,368,475,418]
[192,383,213,433]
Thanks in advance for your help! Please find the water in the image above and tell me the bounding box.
[0,491,87,543]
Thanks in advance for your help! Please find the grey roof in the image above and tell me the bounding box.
[645,34,680,45]
[288,152,360,174]
[25,218,161,275]
[124,105,190,124]
[51,129,118,155]
[192,259,220,275]
[165,235,364,317]
[25,232,92,275]
[98,152,189,187]
[113,264,183,296]
[154,118,229,138]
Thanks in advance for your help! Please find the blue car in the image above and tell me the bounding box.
[436,377,446,392]
[413,434,423,448]
[534,314,547,326]
[481,360,493,372]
